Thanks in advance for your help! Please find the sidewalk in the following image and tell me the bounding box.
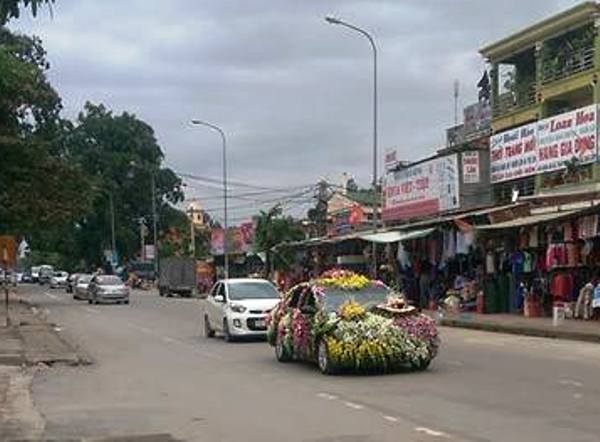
[0,289,86,366]
[438,311,600,343]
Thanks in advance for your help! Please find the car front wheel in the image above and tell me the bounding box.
[223,319,235,342]
[204,315,215,338]
[317,340,335,375]
[275,332,291,362]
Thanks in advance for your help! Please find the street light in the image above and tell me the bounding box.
[190,120,229,280]
[325,15,379,275]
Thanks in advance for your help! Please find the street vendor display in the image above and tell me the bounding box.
[266,269,440,374]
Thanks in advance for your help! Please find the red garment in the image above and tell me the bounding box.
[566,243,580,267]
[546,244,567,269]
[550,273,573,301]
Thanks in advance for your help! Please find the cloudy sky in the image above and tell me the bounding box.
[10,0,580,222]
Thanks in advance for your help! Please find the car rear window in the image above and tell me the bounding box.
[97,276,123,285]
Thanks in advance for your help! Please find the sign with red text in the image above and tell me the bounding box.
[461,151,480,184]
[490,105,598,183]
[490,122,537,183]
[383,154,459,221]
[536,104,597,173]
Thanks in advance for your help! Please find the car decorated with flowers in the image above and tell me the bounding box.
[266,270,439,374]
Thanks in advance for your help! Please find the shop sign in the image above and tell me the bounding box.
[383,154,459,221]
[490,104,598,183]
[463,101,491,137]
[210,229,224,255]
[144,245,155,260]
[384,148,399,172]
[461,151,480,184]
[490,122,537,183]
[536,104,597,173]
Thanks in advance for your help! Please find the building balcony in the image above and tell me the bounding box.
[541,46,595,85]
[492,83,537,117]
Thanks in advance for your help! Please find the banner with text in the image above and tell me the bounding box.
[461,151,480,184]
[383,154,459,221]
[490,104,598,183]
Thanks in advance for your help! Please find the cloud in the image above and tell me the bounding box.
[9,0,580,219]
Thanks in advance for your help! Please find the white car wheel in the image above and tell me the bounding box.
[317,340,334,375]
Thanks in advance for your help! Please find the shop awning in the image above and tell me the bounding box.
[475,209,581,230]
[359,228,435,243]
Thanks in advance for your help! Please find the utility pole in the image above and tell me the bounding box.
[109,191,116,266]
[151,171,158,275]
[138,218,146,261]
[188,207,196,257]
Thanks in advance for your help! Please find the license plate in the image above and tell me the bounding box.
[254,319,266,328]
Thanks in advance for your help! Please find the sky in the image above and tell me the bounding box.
[10,0,581,223]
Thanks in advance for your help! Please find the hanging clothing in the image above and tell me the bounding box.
[593,284,600,309]
[456,231,468,255]
[523,251,533,273]
[550,273,574,301]
[566,243,580,267]
[529,226,539,248]
[485,251,496,275]
[579,215,598,239]
[397,242,410,270]
[546,244,567,269]
[564,222,574,242]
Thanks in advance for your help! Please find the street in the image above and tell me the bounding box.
[19,285,600,442]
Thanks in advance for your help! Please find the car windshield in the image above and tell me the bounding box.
[227,281,279,300]
[78,275,92,283]
[54,272,67,277]
[322,285,391,312]
[97,276,123,286]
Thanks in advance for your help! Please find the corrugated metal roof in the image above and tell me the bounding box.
[359,228,435,243]
[476,209,581,230]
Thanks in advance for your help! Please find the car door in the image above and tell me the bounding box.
[206,283,224,331]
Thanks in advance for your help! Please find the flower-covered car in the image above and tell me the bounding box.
[266,270,440,374]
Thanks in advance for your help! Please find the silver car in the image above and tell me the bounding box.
[88,275,130,305]
[74,274,93,300]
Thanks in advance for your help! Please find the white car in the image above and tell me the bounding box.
[50,271,69,289]
[204,278,281,341]
[74,274,93,300]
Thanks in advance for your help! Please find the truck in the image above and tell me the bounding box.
[158,257,196,298]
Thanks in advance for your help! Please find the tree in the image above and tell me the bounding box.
[65,102,184,266]
[0,0,55,25]
[254,205,304,277]
[0,25,94,238]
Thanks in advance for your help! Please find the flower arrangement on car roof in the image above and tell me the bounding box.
[315,269,371,291]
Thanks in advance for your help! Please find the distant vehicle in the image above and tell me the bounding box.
[50,271,69,289]
[204,279,281,341]
[21,271,33,283]
[88,275,129,305]
[129,261,155,281]
[66,273,80,293]
[31,266,41,283]
[158,257,195,297]
[38,265,54,285]
[74,274,93,300]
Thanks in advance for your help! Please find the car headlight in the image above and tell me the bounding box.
[230,303,247,313]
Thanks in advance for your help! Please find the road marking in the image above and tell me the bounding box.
[343,401,364,410]
[415,427,449,438]
[44,292,59,300]
[558,379,583,388]
[382,415,398,423]
[446,360,464,367]
[83,307,99,314]
[316,392,338,400]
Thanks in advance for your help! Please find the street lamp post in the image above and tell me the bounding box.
[150,170,158,276]
[191,120,229,280]
[325,16,379,276]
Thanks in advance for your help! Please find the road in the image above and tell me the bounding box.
[21,284,600,442]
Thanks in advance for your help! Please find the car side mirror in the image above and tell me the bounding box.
[214,295,225,303]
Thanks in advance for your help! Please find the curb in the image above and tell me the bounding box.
[440,318,600,343]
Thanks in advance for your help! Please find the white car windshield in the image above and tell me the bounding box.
[227,282,279,300]
[78,275,92,283]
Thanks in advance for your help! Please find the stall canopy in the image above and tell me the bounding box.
[359,228,435,243]
[475,209,581,231]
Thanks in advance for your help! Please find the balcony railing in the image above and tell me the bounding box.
[541,46,595,85]
[492,83,537,116]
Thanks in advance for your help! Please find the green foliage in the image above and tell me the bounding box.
[254,205,304,276]
[0,0,54,25]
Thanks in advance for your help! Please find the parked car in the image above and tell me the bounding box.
[31,266,41,283]
[88,275,130,305]
[66,273,80,293]
[38,265,54,285]
[50,271,69,289]
[204,278,281,341]
[74,274,93,300]
[266,270,440,375]
[21,271,33,283]
[158,257,195,297]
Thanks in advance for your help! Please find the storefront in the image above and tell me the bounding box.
[475,205,600,321]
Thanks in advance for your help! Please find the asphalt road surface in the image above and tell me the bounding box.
[22,285,600,441]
